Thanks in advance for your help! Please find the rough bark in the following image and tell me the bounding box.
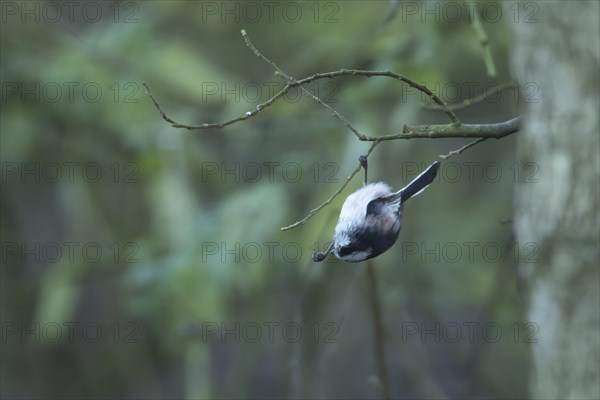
[508,2,600,399]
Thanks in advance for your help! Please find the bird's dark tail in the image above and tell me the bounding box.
[400,161,440,203]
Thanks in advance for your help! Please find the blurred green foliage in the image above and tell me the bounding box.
[2,1,529,399]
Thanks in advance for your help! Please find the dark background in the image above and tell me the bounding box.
[1,1,552,399]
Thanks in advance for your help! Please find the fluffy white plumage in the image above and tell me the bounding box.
[334,182,393,234]
[312,160,440,263]
[333,182,402,260]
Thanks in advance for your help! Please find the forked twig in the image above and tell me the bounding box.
[143,30,520,231]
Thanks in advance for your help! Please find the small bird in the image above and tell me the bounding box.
[313,156,440,262]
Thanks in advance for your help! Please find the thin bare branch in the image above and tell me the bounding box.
[282,117,520,230]
[142,82,290,130]
[240,30,366,139]
[293,70,460,126]
[280,140,381,231]
[360,116,521,141]
[366,260,391,400]
[470,7,497,78]
[145,68,463,132]
[144,30,520,232]
[243,29,368,140]
[283,117,519,230]
[440,138,488,159]
[146,31,461,132]
[420,82,518,111]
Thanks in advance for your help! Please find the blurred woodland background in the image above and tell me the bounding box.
[1,1,598,399]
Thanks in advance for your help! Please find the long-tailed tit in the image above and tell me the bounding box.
[313,156,440,262]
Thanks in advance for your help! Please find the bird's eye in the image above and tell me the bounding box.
[337,245,352,256]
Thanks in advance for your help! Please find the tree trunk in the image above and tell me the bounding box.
[508,1,600,398]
